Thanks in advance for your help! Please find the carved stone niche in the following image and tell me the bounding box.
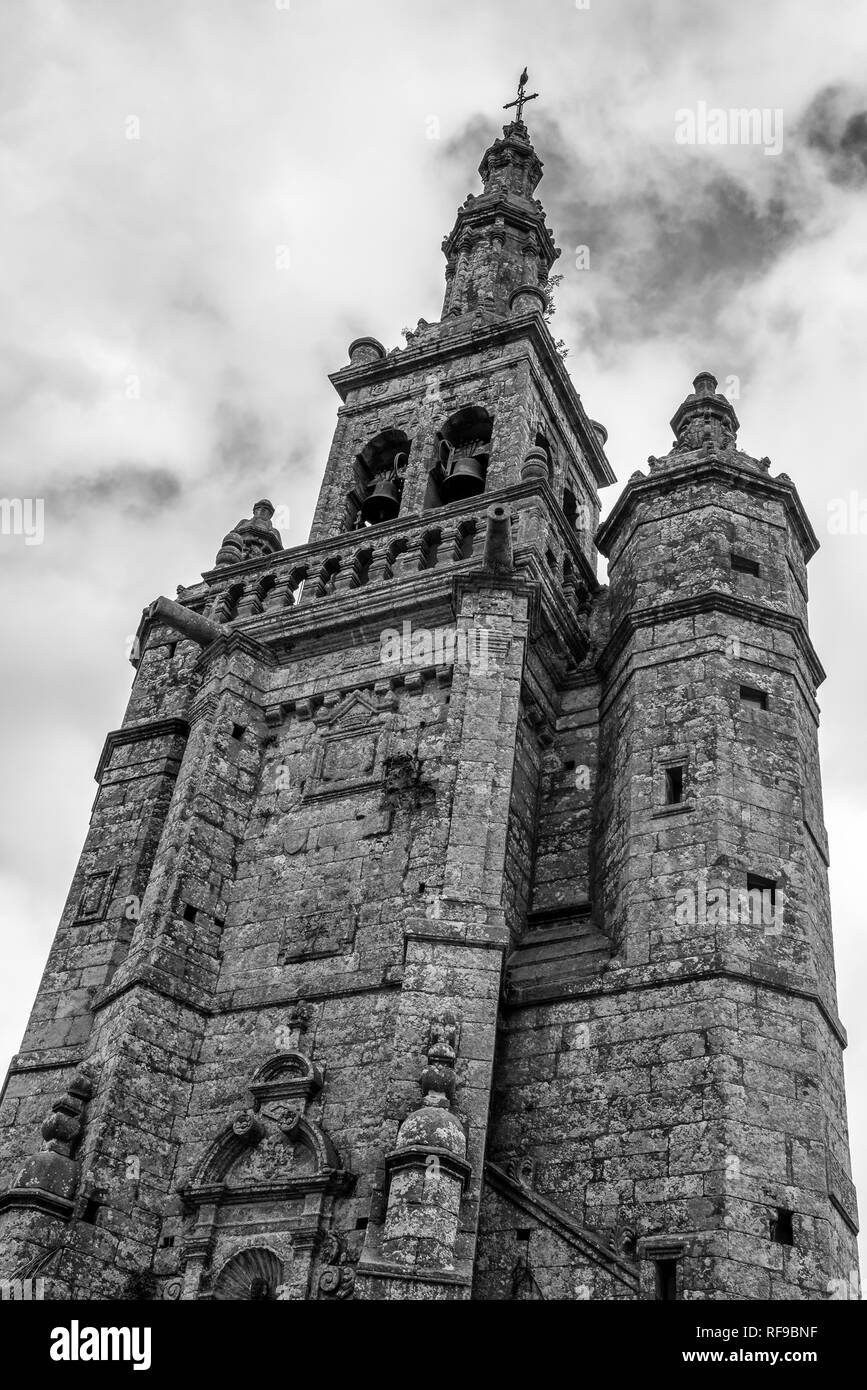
[179,1052,354,1301]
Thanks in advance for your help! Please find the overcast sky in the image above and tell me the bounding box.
[1,0,866,1277]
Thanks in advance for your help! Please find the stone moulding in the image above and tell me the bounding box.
[597,592,826,691]
[384,1144,472,1197]
[596,455,819,561]
[503,953,847,1047]
[94,717,190,783]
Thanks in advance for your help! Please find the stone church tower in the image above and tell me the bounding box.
[0,101,859,1302]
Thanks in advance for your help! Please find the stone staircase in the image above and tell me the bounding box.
[505,903,611,1003]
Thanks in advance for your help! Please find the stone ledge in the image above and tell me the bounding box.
[94,717,190,783]
[505,953,847,1046]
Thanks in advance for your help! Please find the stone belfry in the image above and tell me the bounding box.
[0,78,859,1302]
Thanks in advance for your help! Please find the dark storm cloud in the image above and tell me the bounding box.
[554,157,804,349]
[48,464,182,518]
[800,83,867,185]
[436,109,808,351]
[435,92,860,356]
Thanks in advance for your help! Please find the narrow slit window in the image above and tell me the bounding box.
[770,1209,794,1245]
[732,553,760,577]
[655,1259,678,1301]
[166,641,177,659]
[81,1197,101,1225]
[740,685,768,711]
[665,766,684,805]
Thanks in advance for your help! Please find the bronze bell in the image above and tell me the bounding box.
[441,453,486,502]
[360,474,400,525]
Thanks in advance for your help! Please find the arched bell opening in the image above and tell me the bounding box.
[345,429,411,530]
[429,405,493,507]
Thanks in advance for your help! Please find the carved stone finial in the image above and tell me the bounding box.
[8,1068,94,1206]
[381,1012,470,1270]
[420,1011,458,1107]
[669,371,739,454]
[214,530,244,568]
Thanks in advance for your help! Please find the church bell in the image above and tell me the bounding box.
[441,452,486,502]
[360,473,401,525]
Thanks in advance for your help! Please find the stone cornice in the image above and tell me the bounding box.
[95,717,190,783]
[441,191,558,261]
[597,453,819,561]
[504,951,847,1047]
[193,628,276,674]
[598,591,826,691]
[0,1188,74,1221]
[354,1257,473,1289]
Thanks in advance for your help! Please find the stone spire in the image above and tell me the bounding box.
[440,102,560,320]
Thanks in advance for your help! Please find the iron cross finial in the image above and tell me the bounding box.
[503,67,538,124]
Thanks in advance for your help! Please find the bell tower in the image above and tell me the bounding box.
[0,77,858,1303]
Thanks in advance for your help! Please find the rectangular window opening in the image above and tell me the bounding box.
[655,1258,678,1301]
[771,1208,794,1245]
[81,1197,101,1226]
[732,553,761,577]
[161,1235,175,1249]
[231,723,246,741]
[355,1218,369,1231]
[516,1228,532,1242]
[665,766,684,805]
[740,684,768,711]
[747,873,777,908]
[183,903,197,923]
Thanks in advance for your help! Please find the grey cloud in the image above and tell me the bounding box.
[213,401,275,480]
[437,87,866,357]
[48,464,182,519]
[800,83,867,185]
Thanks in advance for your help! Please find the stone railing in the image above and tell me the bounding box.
[194,483,597,628]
